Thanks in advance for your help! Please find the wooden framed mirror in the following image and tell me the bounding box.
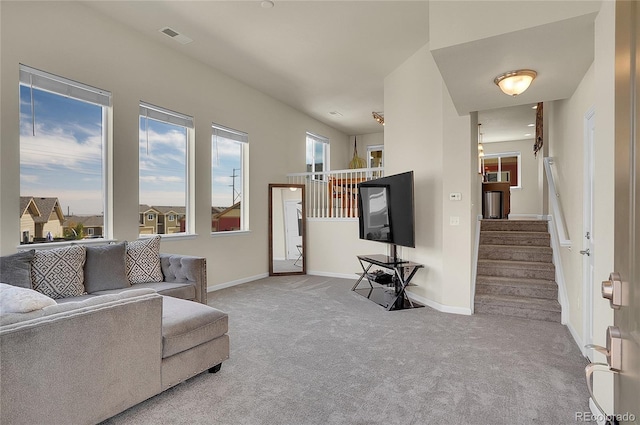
[269,184,306,275]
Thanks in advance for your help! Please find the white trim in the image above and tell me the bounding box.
[308,270,356,279]
[566,319,584,356]
[470,214,483,314]
[547,215,570,325]
[508,214,547,220]
[207,273,268,292]
[17,238,118,250]
[210,230,252,238]
[582,105,596,361]
[588,398,607,425]
[406,291,473,316]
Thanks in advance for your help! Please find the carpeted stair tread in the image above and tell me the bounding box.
[480,220,549,232]
[480,231,550,247]
[477,259,555,270]
[475,276,558,300]
[475,294,561,311]
[478,244,553,262]
[476,275,556,286]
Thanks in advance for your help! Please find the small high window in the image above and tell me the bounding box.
[306,132,329,180]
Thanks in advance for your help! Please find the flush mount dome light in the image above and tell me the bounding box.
[494,69,537,96]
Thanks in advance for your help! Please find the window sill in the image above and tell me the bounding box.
[17,238,118,251]
[210,230,251,238]
[139,233,198,241]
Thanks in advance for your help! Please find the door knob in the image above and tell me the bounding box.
[602,272,622,309]
[579,249,590,256]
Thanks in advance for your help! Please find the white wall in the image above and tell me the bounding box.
[0,1,348,287]
[548,63,595,340]
[384,44,472,313]
[483,139,543,216]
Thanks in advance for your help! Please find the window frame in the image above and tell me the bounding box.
[18,64,112,245]
[138,102,194,237]
[211,123,249,234]
[481,151,522,189]
[306,132,330,181]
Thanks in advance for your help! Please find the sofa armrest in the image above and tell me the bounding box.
[160,253,207,305]
[0,292,163,425]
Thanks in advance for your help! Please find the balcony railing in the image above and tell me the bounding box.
[287,168,384,218]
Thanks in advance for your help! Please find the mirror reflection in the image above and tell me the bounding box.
[269,184,305,275]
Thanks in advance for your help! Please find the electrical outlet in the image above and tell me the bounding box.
[450,216,460,226]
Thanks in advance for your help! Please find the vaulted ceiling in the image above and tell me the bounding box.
[83,1,601,140]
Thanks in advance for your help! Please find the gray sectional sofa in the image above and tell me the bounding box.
[0,244,229,425]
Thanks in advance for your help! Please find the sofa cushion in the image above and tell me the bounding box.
[161,296,228,359]
[31,245,86,299]
[126,236,163,284]
[84,242,130,293]
[92,282,196,301]
[0,250,35,289]
[0,282,56,313]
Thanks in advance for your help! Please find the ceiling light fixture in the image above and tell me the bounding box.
[372,111,384,125]
[494,69,537,96]
[261,1,274,8]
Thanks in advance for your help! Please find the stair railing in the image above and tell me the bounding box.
[543,157,571,247]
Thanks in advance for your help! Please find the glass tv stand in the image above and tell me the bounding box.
[352,254,424,311]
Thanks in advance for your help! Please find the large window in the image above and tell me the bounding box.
[139,102,193,236]
[19,65,111,244]
[211,124,248,233]
[481,152,521,188]
[306,132,329,180]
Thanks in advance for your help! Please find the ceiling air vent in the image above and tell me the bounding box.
[159,27,193,45]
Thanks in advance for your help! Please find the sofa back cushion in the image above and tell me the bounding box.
[31,245,86,299]
[126,236,163,284]
[84,242,130,293]
[0,250,35,288]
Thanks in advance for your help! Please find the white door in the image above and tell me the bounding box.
[284,200,302,260]
[582,107,596,360]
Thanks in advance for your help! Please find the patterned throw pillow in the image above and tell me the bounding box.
[31,245,86,299]
[126,236,163,284]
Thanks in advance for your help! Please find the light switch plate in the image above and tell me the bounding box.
[450,216,460,226]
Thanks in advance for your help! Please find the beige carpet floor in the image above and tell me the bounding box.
[102,274,590,425]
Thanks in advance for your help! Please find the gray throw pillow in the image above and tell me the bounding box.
[84,242,130,293]
[126,236,163,284]
[32,245,86,299]
[0,250,36,288]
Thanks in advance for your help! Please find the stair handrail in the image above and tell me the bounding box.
[544,157,571,247]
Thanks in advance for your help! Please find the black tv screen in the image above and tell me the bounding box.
[358,185,392,243]
[358,171,415,248]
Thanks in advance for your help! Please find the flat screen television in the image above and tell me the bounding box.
[358,171,415,259]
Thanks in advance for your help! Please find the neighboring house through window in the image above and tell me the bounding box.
[306,132,329,180]
[139,102,193,236]
[19,64,111,244]
[212,123,248,232]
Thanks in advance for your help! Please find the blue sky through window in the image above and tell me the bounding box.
[20,85,103,215]
[211,136,242,208]
[139,117,186,208]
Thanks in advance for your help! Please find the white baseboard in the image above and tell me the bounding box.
[566,320,585,356]
[508,214,548,220]
[207,273,268,292]
[589,398,607,425]
[407,291,472,316]
[308,270,357,280]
